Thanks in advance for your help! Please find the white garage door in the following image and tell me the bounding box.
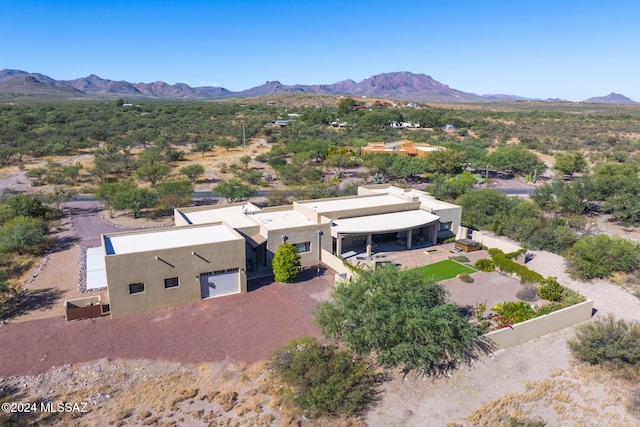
[199,268,240,299]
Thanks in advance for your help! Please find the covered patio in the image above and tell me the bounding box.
[341,242,489,270]
[331,210,440,260]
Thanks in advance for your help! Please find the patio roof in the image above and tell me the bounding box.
[332,209,439,235]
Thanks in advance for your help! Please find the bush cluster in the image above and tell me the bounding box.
[474,258,495,272]
[568,315,640,371]
[268,337,376,418]
[489,250,543,284]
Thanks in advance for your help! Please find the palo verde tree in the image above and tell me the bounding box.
[0,216,48,255]
[271,242,301,283]
[212,178,256,203]
[315,264,484,376]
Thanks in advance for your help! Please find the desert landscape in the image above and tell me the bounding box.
[0,136,639,426]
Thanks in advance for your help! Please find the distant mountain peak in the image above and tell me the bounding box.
[582,92,637,104]
[0,68,636,104]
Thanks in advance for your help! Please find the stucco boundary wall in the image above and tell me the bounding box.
[470,230,526,264]
[321,249,354,282]
[483,299,594,351]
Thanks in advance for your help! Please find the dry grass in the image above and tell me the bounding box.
[0,357,371,427]
[464,362,638,426]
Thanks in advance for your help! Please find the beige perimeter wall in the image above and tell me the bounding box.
[483,299,594,351]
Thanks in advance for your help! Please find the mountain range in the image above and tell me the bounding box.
[0,69,636,104]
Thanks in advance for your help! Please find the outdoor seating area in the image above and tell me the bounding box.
[343,242,488,270]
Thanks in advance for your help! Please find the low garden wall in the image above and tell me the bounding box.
[483,299,594,351]
[321,249,354,282]
[471,231,526,264]
[64,295,107,321]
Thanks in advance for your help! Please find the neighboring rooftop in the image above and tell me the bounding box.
[104,223,241,255]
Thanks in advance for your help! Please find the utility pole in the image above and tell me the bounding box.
[242,123,246,149]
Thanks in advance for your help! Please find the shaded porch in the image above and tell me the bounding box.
[331,209,440,259]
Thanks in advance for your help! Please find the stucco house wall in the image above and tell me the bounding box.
[105,226,246,319]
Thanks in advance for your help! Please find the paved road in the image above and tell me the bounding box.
[65,197,129,248]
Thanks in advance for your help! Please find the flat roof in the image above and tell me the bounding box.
[104,223,241,255]
[178,204,260,229]
[250,209,316,230]
[332,210,439,234]
[363,186,458,211]
[297,194,407,214]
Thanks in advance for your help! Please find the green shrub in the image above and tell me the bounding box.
[536,302,566,315]
[565,234,640,281]
[538,277,563,301]
[492,301,538,327]
[568,315,640,370]
[518,267,543,284]
[268,336,376,418]
[474,258,495,272]
[487,248,504,257]
[271,243,301,283]
[450,255,470,263]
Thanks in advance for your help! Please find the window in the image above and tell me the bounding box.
[164,277,179,289]
[439,222,452,232]
[294,242,311,254]
[129,282,145,294]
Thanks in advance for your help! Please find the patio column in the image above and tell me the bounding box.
[431,224,437,245]
[336,234,342,256]
[366,233,372,257]
[406,228,412,249]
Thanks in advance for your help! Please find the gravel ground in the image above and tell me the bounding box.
[366,249,640,426]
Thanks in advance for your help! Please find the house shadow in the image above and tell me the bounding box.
[247,275,274,292]
[2,287,67,321]
[295,264,328,283]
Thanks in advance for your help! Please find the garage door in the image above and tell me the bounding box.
[199,268,240,299]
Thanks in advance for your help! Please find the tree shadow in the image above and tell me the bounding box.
[0,384,39,425]
[49,235,80,253]
[1,287,67,321]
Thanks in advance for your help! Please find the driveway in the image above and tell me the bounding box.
[0,265,334,377]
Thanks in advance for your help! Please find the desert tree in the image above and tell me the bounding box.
[315,264,485,376]
[180,164,205,183]
[212,178,256,203]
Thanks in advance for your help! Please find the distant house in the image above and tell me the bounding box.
[265,119,289,128]
[390,121,420,129]
[360,140,442,158]
[441,124,457,131]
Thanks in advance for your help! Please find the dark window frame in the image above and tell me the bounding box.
[164,277,179,289]
[129,282,145,294]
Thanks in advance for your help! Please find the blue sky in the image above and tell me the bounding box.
[2,0,639,101]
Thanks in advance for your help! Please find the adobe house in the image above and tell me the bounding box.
[360,139,442,158]
[98,185,461,318]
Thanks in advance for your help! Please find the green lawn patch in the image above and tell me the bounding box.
[410,260,476,281]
